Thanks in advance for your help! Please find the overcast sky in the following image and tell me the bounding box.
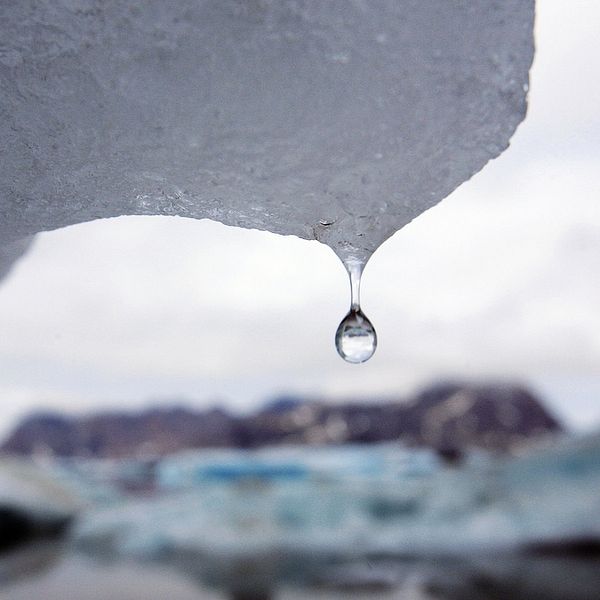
[1,1,599,437]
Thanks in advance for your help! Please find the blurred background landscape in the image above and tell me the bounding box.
[2,381,600,600]
[1,1,600,599]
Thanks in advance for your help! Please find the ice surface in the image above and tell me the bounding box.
[0,458,79,517]
[0,237,32,281]
[0,1,534,270]
[72,434,600,592]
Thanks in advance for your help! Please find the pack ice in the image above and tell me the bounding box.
[0,0,534,275]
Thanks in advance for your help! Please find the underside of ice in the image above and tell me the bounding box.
[0,0,534,270]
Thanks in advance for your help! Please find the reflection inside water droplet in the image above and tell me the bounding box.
[335,260,377,363]
[335,308,377,363]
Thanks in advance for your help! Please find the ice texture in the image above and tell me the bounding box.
[72,434,600,593]
[0,237,32,281]
[0,0,534,268]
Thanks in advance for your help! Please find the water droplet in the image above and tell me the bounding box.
[335,261,377,363]
[336,308,377,363]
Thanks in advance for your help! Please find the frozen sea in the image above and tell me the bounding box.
[2,436,600,600]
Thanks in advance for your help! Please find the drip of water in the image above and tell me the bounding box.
[335,261,377,363]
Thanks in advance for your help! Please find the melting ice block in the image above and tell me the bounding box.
[0,0,534,272]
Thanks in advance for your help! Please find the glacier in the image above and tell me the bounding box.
[68,434,600,598]
[0,0,534,276]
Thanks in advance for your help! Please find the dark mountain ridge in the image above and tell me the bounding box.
[1,382,562,459]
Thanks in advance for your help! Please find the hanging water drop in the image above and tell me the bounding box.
[336,308,377,363]
[335,261,377,363]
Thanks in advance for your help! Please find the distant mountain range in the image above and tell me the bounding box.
[1,382,562,459]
